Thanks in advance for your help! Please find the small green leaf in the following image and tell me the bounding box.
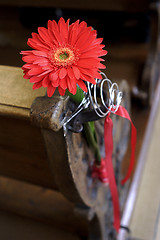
[66,86,84,103]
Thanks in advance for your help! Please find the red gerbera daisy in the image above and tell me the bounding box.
[21,18,107,97]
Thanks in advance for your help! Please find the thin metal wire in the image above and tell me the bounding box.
[88,72,123,117]
[63,92,90,130]
[63,72,123,129]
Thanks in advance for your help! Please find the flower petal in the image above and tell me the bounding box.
[51,79,60,87]
[60,78,67,89]
[58,86,66,96]
[32,81,42,89]
[71,85,77,95]
[59,68,67,79]
[22,55,38,63]
[28,67,44,75]
[49,71,58,81]
[33,58,49,65]
[72,66,80,79]
[98,63,106,69]
[37,70,52,77]
[77,80,88,92]
[80,72,96,84]
[78,67,102,79]
[38,27,53,45]
[47,84,56,97]
[80,49,107,58]
[32,50,48,57]
[66,76,77,94]
[50,20,63,44]
[23,73,30,79]
[58,17,69,43]
[68,20,79,45]
[66,76,72,93]
[42,75,50,87]
[75,28,92,47]
[28,37,50,51]
[47,20,59,46]
[20,50,33,55]
[67,68,75,79]
[29,76,43,83]
[22,63,33,69]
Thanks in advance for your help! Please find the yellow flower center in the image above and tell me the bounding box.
[49,46,79,67]
[53,47,75,66]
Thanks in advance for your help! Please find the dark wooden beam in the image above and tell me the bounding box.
[0,0,149,12]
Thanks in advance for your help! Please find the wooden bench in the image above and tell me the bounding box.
[0,65,87,239]
[0,64,132,239]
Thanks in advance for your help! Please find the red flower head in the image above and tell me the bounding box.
[21,18,107,97]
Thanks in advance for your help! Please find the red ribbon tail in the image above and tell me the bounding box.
[104,116,120,232]
[91,105,136,233]
[114,105,137,185]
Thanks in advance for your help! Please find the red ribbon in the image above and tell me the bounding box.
[104,114,120,231]
[115,105,137,185]
[92,105,136,232]
[92,158,108,184]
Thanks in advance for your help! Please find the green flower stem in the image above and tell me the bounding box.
[66,87,85,103]
[67,86,101,165]
[84,122,101,164]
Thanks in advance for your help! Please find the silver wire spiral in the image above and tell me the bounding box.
[63,72,123,131]
[87,72,123,118]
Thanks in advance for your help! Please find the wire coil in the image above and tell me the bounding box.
[87,72,123,117]
[63,72,123,129]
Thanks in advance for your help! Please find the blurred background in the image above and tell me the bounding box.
[0,0,160,240]
[0,1,151,81]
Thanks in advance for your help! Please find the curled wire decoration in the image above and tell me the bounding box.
[87,72,123,118]
[63,94,90,135]
[63,72,123,131]
[63,93,90,126]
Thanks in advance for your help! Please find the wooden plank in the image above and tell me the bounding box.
[0,176,87,237]
[0,210,81,240]
[0,66,67,189]
[0,65,46,119]
[0,115,58,189]
[0,0,149,12]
